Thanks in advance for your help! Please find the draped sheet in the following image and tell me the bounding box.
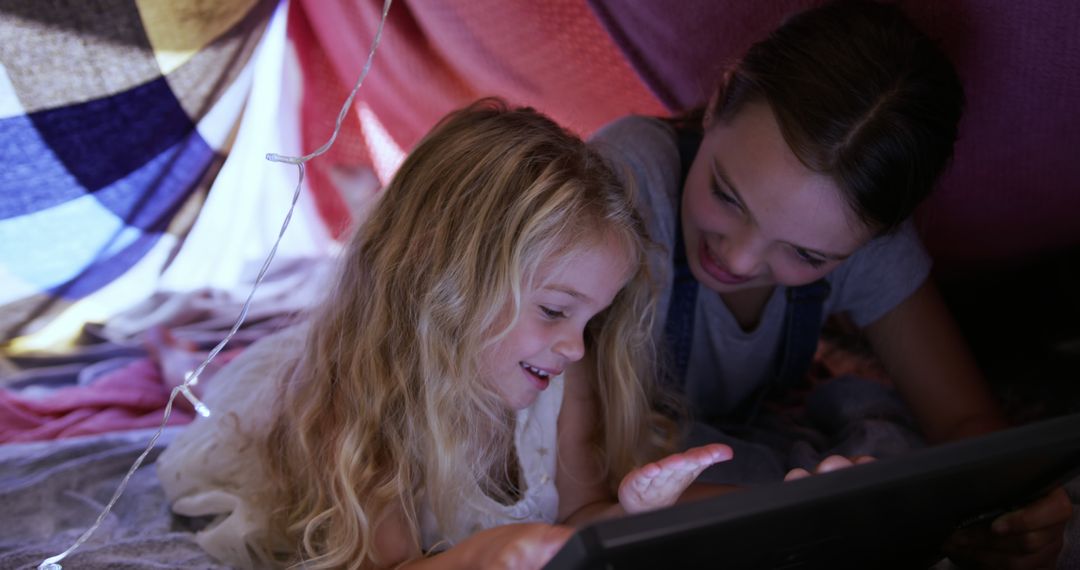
[0,0,282,351]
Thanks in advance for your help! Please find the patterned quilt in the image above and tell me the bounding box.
[0,0,277,352]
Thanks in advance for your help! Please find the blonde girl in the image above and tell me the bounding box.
[158,99,730,570]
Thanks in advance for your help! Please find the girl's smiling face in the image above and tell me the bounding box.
[682,102,874,294]
[480,235,632,410]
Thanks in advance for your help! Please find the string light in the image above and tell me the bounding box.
[37,1,392,567]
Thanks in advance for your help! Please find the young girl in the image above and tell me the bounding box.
[157,100,730,569]
[590,0,1071,566]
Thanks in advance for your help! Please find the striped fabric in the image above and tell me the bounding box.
[0,0,277,351]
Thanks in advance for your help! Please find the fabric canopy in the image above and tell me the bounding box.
[2,0,1078,351]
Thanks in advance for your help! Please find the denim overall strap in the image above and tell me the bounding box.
[662,126,703,386]
[729,278,831,423]
[776,279,831,390]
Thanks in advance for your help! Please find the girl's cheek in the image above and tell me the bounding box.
[691,204,736,236]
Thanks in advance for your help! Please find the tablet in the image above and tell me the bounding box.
[544,412,1080,570]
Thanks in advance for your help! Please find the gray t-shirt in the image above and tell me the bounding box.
[590,116,931,418]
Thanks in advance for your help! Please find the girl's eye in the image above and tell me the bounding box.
[540,306,566,319]
[792,247,826,268]
[711,185,740,208]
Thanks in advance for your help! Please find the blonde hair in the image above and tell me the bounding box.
[260,99,672,568]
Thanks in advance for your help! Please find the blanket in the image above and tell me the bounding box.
[0,427,228,569]
[0,0,320,353]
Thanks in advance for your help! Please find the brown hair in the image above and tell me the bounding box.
[705,0,964,233]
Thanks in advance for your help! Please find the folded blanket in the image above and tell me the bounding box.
[0,358,196,444]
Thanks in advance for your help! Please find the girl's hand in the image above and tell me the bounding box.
[943,486,1072,569]
[458,522,574,570]
[782,454,875,481]
[618,444,733,514]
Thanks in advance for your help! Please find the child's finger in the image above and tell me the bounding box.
[992,487,1072,535]
[655,444,732,471]
[695,444,733,468]
[988,527,1066,556]
[683,444,734,466]
[784,468,811,481]
[814,455,855,473]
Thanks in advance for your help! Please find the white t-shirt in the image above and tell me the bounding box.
[591,116,932,418]
[420,376,563,551]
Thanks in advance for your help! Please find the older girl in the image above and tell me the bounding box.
[591,1,1071,566]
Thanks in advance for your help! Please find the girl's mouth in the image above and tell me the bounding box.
[520,362,552,390]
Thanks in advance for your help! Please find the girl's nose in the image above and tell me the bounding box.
[553,328,586,363]
[718,232,763,277]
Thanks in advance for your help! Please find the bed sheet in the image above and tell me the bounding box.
[0,427,227,569]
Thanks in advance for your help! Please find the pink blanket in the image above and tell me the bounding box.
[0,358,195,443]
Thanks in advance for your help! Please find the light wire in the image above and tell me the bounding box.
[38,0,392,567]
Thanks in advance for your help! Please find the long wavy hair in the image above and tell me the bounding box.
[258,99,672,568]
